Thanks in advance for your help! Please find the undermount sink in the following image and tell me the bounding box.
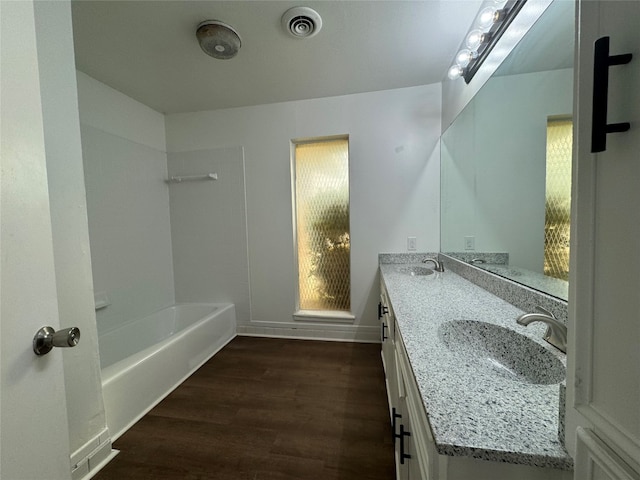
[398,266,434,276]
[437,320,565,385]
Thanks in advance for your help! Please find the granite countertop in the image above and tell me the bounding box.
[379,262,573,470]
[480,264,569,300]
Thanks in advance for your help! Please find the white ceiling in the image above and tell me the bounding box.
[71,0,483,114]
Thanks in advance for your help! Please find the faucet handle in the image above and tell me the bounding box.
[535,305,555,318]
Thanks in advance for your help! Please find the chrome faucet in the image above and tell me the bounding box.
[516,306,567,353]
[422,257,444,272]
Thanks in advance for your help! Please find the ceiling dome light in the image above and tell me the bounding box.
[196,20,242,59]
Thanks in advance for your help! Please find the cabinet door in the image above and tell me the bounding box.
[575,428,639,480]
[395,384,410,480]
[570,0,640,476]
[396,334,432,480]
[405,405,427,480]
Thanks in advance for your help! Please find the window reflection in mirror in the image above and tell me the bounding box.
[440,0,574,301]
[544,117,572,282]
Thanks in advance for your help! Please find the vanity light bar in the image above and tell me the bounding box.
[448,0,527,83]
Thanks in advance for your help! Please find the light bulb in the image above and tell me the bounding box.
[466,30,485,50]
[447,65,463,80]
[456,49,474,68]
[478,7,498,27]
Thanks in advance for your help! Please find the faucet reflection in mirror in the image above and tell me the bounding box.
[448,0,528,83]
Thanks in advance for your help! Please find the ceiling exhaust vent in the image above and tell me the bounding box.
[281,7,322,38]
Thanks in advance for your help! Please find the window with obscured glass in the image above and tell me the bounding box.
[544,118,573,281]
[292,137,350,312]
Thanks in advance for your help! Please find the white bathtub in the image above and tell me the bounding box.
[100,303,236,440]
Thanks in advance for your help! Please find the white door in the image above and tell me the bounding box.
[1,1,73,478]
[569,1,640,478]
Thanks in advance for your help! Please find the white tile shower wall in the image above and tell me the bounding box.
[165,84,442,334]
[168,147,251,325]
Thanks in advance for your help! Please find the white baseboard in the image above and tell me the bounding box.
[237,322,380,343]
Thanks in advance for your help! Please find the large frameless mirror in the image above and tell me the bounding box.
[440,0,574,300]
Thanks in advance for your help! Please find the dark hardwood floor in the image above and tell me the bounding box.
[94,336,395,480]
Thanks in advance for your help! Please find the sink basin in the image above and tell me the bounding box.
[398,266,434,276]
[437,320,565,385]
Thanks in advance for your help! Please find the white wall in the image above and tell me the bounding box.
[35,3,111,470]
[77,72,175,335]
[165,85,441,340]
[441,68,573,271]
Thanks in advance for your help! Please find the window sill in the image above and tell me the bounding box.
[293,310,355,324]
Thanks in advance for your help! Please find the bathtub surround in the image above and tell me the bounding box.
[168,147,251,325]
[78,73,176,336]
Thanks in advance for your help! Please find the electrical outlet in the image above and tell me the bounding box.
[407,236,417,251]
[464,236,475,251]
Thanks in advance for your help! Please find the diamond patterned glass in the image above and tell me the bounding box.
[294,139,350,311]
[544,119,573,281]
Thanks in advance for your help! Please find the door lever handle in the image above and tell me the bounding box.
[591,36,633,153]
[33,326,80,356]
